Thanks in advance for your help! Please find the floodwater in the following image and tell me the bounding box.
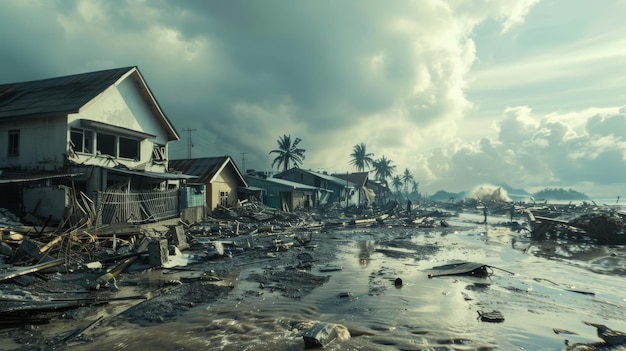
[73,210,626,351]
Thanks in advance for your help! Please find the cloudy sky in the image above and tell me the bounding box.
[2,0,625,197]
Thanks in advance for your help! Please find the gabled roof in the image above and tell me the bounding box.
[0,66,179,141]
[332,172,369,187]
[169,156,247,186]
[275,168,357,188]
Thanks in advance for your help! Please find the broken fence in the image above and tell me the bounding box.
[96,189,179,225]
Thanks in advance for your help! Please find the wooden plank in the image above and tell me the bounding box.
[0,258,65,282]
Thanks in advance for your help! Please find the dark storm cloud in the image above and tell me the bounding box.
[6,0,623,196]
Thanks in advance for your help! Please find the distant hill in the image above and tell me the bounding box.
[532,187,589,201]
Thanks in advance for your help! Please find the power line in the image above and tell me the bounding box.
[240,152,247,172]
[182,128,196,159]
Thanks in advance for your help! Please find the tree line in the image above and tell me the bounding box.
[269,135,419,199]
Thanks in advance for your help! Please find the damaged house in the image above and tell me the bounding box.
[331,172,376,207]
[273,168,359,207]
[245,174,330,212]
[0,66,189,225]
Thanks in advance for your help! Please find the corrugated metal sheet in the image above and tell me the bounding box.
[332,172,369,187]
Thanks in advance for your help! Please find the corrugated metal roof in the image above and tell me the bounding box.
[275,168,357,188]
[0,67,179,141]
[169,156,247,186]
[332,172,369,187]
[246,175,332,191]
[105,166,195,180]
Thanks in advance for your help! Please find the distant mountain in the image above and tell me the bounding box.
[532,187,589,201]
[429,190,466,201]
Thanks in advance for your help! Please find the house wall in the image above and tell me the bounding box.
[22,185,71,222]
[207,167,240,210]
[0,115,67,170]
[67,76,170,173]
[245,176,291,209]
[275,169,351,204]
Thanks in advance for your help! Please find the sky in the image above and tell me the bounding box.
[1,0,625,198]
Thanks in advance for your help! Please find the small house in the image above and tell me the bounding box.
[331,172,375,206]
[273,168,358,207]
[169,156,252,212]
[245,175,330,211]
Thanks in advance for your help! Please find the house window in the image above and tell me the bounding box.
[70,128,93,153]
[152,144,166,161]
[119,136,139,160]
[97,133,116,156]
[7,130,19,156]
[220,191,229,207]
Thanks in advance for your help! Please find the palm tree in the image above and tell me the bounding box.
[391,176,403,195]
[372,155,396,183]
[411,180,419,198]
[401,168,414,194]
[269,134,306,171]
[349,143,374,172]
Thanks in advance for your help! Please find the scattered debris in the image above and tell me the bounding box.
[477,310,505,323]
[584,321,626,345]
[302,322,340,348]
[427,262,491,278]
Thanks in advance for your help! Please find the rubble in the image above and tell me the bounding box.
[0,195,624,349]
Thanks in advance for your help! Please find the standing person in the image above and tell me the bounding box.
[483,206,488,223]
[510,205,515,223]
[407,200,412,220]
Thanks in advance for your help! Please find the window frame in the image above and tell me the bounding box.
[7,129,19,156]
[70,128,94,154]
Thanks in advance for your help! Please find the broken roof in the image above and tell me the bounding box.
[169,156,247,186]
[275,168,357,188]
[246,175,331,192]
[331,172,369,187]
[0,66,179,141]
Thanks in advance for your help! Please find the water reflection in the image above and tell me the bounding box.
[357,239,376,267]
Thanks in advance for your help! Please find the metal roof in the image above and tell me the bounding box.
[169,156,247,186]
[0,67,133,119]
[275,168,357,188]
[105,166,195,180]
[0,66,179,141]
[247,175,332,192]
[0,170,83,184]
[332,172,369,187]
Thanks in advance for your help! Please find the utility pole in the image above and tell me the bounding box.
[240,152,248,173]
[183,128,196,159]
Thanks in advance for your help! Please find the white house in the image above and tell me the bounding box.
[0,67,188,224]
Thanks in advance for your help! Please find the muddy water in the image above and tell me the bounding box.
[73,212,626,351]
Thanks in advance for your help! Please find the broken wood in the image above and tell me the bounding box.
[0,258,65,282]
